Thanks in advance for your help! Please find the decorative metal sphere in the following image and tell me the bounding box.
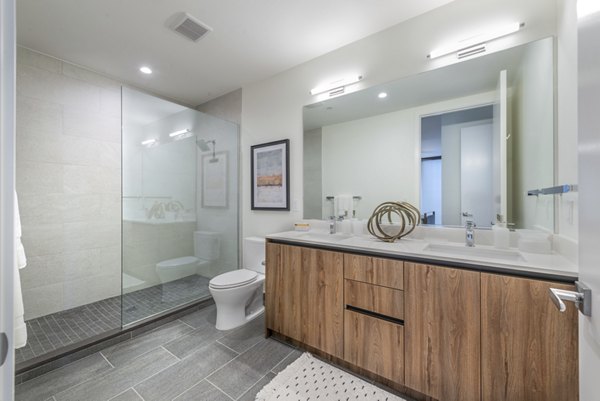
[367,201,420,242]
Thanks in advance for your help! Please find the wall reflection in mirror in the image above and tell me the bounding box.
[303,37,555,230]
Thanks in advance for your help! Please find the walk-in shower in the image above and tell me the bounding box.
[14,47,239,370]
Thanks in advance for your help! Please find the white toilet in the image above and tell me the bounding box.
[156,231,220,284]
[209,237,266,331]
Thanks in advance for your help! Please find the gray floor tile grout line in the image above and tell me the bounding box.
[269,348,297,374]
[207,335,268,374]
[106,387,132,401]
[131,387,146,401]
[160,346,181,361]
[215,339,242,355]
[99,351,116,369]
[177,318,196,329]
[234,368,275,401]
[204,377,236,401]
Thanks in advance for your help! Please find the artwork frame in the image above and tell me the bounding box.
[251,139,290,211]
[201,151,228,208]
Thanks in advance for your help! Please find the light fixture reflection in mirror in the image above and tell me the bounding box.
[303,37,555,232]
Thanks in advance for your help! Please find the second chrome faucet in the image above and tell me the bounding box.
[463,212,475,247]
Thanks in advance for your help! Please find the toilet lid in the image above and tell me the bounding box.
[209,269,258,289]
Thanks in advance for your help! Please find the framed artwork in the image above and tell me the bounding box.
[202,151,228,208]
[251,139,290,210]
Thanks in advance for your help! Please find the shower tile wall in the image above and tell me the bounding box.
[16,47,121,320]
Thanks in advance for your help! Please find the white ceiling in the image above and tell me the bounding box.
[16,0,453,107]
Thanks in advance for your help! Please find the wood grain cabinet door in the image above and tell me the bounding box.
[481,274,579,401]
[404,263,481,401]
[301,247,344,358]
[265,243,302,341]
[344,309,404,383]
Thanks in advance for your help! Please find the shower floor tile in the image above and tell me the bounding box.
[16,275,211,366]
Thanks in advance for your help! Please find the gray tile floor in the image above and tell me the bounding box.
[15,305,302,401]
[16,275,211,365]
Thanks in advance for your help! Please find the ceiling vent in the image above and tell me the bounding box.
[170,13,212,42]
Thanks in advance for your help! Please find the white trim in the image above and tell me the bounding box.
[0,0,16,397]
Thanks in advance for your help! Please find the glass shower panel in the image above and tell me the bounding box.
[122,88,239,326]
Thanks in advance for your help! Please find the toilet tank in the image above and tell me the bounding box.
[244,237,266,274]
[194,231,220,261]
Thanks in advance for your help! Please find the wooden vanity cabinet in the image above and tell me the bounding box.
[343,254,405,383]
[265,242,344,358]
[404,262,482,401]
[481,274,579,401]
[344,309,404,383]
[265,242,302,340]
[301,247,344,358]
[267,241,579,401]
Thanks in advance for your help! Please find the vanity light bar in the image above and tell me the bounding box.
[457,44,486,59]
[428,22,524,60]
[310,75,363,96]
[168,128,191,137]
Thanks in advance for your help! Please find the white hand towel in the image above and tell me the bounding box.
[14,191,27,349]
[334,194,353,218]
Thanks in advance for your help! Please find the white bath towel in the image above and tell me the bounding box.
[14,191,27,349]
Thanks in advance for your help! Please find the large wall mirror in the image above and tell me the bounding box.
[303,37,555,230]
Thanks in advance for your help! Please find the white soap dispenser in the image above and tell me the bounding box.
[492,215,510,249]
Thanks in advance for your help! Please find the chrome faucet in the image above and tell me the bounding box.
[463,212,475,247]
[329,215,344,234]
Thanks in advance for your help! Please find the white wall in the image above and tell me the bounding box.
[241,0,558,242]
[511,38,555,231]
[321,110,418,219]
[555,0,578,244]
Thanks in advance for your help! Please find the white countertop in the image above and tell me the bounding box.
[266,230,578,281]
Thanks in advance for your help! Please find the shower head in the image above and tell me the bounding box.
[196,138,215,152]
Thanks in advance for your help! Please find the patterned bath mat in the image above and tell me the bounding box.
[256,352,406,401]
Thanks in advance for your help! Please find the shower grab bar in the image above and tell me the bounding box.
[527,184,578,196]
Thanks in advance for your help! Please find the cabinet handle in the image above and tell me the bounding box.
[548,281,592,316]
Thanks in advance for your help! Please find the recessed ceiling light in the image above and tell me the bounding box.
[378,92,388,99]
[139,66,153,74]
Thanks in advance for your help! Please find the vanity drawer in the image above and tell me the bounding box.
[344,254,404,290]
[344,280,404,320]
[344,309,404,383]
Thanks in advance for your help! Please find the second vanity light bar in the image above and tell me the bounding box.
[310,75,363,96]
[428,22,524,59]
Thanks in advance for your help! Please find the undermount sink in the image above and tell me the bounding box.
[423,242,525,262]
[298,232,353,242]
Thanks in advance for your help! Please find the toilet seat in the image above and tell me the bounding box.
[209,269,258,289]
